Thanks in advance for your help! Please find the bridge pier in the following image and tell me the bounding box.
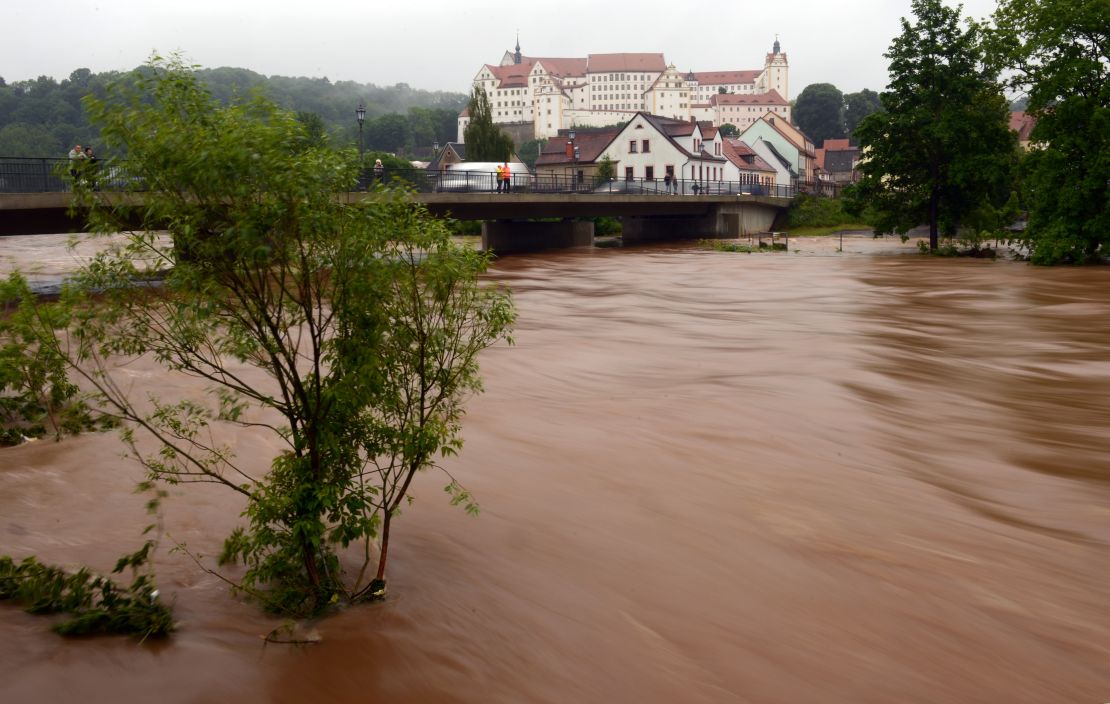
[622,202,779,245]
[481,219,594,254]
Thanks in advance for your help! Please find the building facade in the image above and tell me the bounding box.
[459,37,790,142]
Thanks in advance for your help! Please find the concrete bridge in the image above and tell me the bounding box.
[0,191,788,254]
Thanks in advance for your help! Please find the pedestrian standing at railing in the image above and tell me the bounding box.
[501,162,512,193]
[373,158,384,184]
[83,146,99,190]
[495,164,505,193]
[67,144,86,186]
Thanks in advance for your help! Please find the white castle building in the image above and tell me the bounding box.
[459,37,790,142]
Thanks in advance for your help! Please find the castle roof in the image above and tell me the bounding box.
[710,90,788,106]
[691,70,761,85]
[530,57,589,76]
[587,53,667,73]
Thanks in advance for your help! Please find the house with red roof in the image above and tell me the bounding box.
[534,112,731,191]
[1008,111,1036,150]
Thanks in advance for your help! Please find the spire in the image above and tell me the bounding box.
[514,32,522,65]
[773,34,781,55]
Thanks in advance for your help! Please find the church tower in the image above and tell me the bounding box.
[761,35,789,99]
[514,33,522,65]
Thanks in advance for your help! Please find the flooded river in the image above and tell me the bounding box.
[1,236,1108,703]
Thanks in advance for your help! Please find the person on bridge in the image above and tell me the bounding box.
[495,164,505,193]
[500,162,512,194]
[67,144,86,186]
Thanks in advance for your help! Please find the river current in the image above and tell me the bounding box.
[1,236,1108,703]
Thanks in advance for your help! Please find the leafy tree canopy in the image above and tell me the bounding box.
[846,0,1018,250]
[844,89,882,138]
[718,123,740,138]
[67,57,513,617]
[794,83,846,146]
[0,63,465,157]
[463,86,514,162]
[990,0,1109,263]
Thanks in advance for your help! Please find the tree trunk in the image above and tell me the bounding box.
[929,188,940,251]
[375,511,392,583]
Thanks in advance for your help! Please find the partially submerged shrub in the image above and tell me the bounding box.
[0,549,173,639]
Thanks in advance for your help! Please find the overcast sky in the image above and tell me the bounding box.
[5,0,1000,96]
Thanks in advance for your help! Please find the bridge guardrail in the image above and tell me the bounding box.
[0,157,841,199]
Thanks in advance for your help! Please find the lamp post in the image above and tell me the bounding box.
[355,103,366,157]
[566,129,577,190]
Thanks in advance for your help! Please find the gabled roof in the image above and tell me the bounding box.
[824,150,858,174]
[639,113,726,162]
[534,128,623,166]
[691,70,761,85]
[723,138,776,173]
[752,138,797,176]
[536,112,728,166]
[757,114,816,157]
[710,90,788,107]
[699,122,718,139]
[427,143,466,171]
[1009,111,1036,141]
[822,138,852,151]
[483,62,536,89]
[530,57,589,76]
[587,53,667,73]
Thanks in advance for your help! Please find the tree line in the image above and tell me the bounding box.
[793,84,883,147]
[0,65,466,158]
[844,0,1106,265]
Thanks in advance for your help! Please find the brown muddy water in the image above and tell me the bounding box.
[1,235,1108,703]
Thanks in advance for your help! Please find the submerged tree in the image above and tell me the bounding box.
[990,0,1109,264]
[463,86,514,162]
[847,0,1018,250]
[69,57,514,617]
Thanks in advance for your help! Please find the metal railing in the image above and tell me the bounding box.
[0,157,842,199]
[0,157,134,193]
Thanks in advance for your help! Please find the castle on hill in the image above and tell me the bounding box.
[458,37,790,142]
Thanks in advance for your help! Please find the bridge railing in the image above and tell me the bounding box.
[0,156,137,193]
[0,157,841,199]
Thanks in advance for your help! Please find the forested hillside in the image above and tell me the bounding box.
[0,66,466,158]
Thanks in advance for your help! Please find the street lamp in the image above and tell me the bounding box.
[355,103,366,157]
[566,129,577,189]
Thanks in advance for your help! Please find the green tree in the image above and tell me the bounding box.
[990,0,1109,263]
[517,138,547,168]
[366,112,410,152]
[718,123,739,138]
[72,57,514,617]
[595,154,617,183]
[463,86,514,162]
[847,0,1018,250]
[844,89,882,138]
[793,83,845,146]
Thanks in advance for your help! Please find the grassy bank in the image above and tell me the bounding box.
[784,195,874,236]
[785,224,875,237]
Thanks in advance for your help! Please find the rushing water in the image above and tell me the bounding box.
[1,237,1108,703]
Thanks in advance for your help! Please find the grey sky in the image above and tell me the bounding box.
[5,0,1000,96]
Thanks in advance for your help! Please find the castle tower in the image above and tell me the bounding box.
[763,35,789,99]
[514,33,522,65]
